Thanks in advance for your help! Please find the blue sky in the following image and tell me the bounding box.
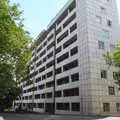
[12,0,120,38]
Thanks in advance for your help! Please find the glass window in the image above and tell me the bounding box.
[116,103,120,112]
[98,41,104,49]
[101,70,107,79]
[103,103,110,112]
[71,103,80,111]
[108,86,115,95]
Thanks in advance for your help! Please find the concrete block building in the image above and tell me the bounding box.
[15,0,120,115]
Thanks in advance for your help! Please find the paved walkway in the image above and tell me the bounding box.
[0,113,104,120]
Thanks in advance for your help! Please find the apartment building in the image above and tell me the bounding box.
[15,0,120,115]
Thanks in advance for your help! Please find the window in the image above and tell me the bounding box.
[63,59,78,71]
[46,60,54,68]
[116,103,120,112]
[43,57,47,63]
[47,71,53,78]
[36,77,41,83]
[98,41,104,49]
[63,88,79,97]
[96,16,102,24]
[63,34,77,49]
[63,13,76,28]
[35,94,40,99]
[39,84,45,90]
[48,34,53,42]
[107,20,112,27]
[71,103,80,111]
[47,41,55,50]
[47,51,53,59]
[57,30,68,43]
[56,10,68,25]
[102,30,109,40]
[57,52,69,63]
[56,46,62,54]
[36,60,42,67]
[103,103,110,112]
[41,93,45,98]
[57,76,69,86]
[101,70,107,79]
[38,103,44,108]
[70,23,77,33]
[46,92,52,98]
[70,46,78,56]
[56,27,62,35]
[55,67,62,75]
[39,66,45,73]
[43,41,47,47]
[56,103,70,110]
[108,86,115,95]
[40,50,46,57]
[55,91,62,97]
[71,73,79,82]
[46,81,54,88]
[69,0,76,12]
[37,46,42,53]
[42,74,46,80]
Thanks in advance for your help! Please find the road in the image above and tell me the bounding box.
[0,113,104,120]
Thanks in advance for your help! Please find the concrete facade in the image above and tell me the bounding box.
[15,0,120,115]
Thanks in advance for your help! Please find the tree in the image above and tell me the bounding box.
[103,44,120,88]
[0,0,32,108]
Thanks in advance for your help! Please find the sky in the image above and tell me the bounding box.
[12,0,120,38]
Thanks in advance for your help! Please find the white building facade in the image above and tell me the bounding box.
[15,0,120,115]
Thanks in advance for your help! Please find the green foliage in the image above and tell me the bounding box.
[103,44,120,88]
[0,0,32,108]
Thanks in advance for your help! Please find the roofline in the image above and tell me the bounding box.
[47,0,74,29]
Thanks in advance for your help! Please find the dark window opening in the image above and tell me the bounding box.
[46,60,54,68]
[71,73,79,82]
[57,30,68,43]
[39,84,45,90]
[63,88,79,97]
[47,71,53,78]
[71,103,80,111]
[70,23,77,33]
[48,34,53,41]
[103,103,110,112]
[63,13,76,28]
[55,91,62,97]
[63,59,78,71]
[63,34,77,49]
[55,67,62,75]
[70,46,78,56]
[108,86,115,95]
[56,46,62,54]
[56,103,70,110]
[47,51,53,59]
[46,92,52,98]
[46,81,54,88]
[57,76,69,86]
[101,70,107,79]
[57,52,69,63]
[56,27,62,35]
[38,103,44,108]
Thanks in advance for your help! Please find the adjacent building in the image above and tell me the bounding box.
[15,0,120,115]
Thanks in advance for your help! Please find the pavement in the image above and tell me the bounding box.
[0,113,120,120]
